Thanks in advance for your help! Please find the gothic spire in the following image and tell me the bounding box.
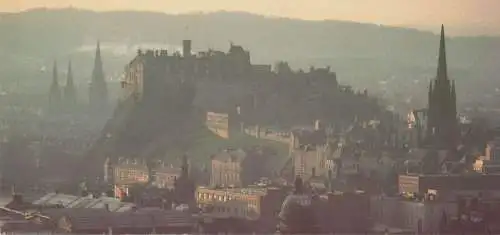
[66,60,74,87]
[92,40,104,84]
[64,60,77,105]
[52,60,59,87]
[89,40,108,107]
[437,24,448,81]
[49,60,61,107]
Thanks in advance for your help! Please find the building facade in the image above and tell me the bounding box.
[196,186,286,233]
[291,127,331,180]
[210,149,246,187]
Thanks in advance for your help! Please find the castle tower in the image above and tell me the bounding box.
[48,60,61,110]
[63,60,77,106]
[426,25,458,149]
[89,41,108,109]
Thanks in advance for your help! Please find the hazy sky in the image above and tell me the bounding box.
[1,0,499,27]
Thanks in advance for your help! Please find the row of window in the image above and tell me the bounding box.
[116,169,148,182]
[197,192,259,207]
[211,173,240,185]
[215,205,251,218]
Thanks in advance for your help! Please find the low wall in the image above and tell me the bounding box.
[243,127,290,144]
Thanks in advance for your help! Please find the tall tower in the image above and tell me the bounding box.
[426,25,458,149]
[48,60,61,110]
[174,155,195,205]
[63,60,77,106]
[89,41,108,109]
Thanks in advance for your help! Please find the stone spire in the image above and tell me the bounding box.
[451,80,457,121]
[437,24,448,81]
[425,25,458,150]
[89,40,108,108]
[64,60,77,106]
[49,60,61,108]
[426,80,434,138]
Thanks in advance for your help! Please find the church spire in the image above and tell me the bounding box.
[437,24,448,81]
[49,60,61,108]
[425,24,458,150]
[89,40,108,108]
[52,60,59,87]
[94,41,102,76]
[64,60,77,106]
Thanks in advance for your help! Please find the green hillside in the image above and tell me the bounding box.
[184,128,289,166]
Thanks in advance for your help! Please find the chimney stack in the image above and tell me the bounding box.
[183,40,192,57]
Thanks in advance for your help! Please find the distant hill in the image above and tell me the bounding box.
[2,8,500,69]
[2,8,500,110]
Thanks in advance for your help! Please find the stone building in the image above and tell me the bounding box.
[210,149,246,187]
[120,40,339,124]
[210,148,271,188]
[196,186,286,233]
[104,158,182,196]
[291,126,331,181]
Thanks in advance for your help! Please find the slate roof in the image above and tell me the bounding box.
[31,193,135,212]
[61,209,194,231]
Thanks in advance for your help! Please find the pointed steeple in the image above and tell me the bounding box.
[425,24,458,150]
[64,60,77,105]
[437,24,448,81]
[49,60,61,108]
[89,40,108,108]
[52,60,59,87]
[66,60,74,87]
[93,41,102,77]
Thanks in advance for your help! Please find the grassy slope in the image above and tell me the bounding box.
[182,127,289,168]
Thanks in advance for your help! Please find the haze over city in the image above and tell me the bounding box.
[2,0,500,35]
[1,0,500,234]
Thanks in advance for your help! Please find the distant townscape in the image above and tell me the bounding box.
[0,16,499,234]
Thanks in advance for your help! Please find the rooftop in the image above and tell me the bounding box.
[197,186,278,196]
[31,193,135,212]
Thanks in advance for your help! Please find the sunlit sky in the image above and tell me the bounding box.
[1,0,499,30]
